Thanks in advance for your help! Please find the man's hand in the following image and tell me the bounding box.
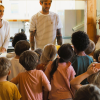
[1,47,6,53]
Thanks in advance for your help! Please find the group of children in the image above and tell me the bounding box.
[0,31,100,100]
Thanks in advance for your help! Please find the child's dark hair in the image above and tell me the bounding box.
[71,31,89,52]
[14,40,30,56]
[12,32,27,47]
[19,50,39,71]
[94,49,100,62]
[50,43,74,78]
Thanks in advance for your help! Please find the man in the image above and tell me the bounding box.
[0,4,10,53]
[29,0,62,50]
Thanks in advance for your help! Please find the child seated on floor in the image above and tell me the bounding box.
[44,43,76,100]
[70,62,100,100]
[71,31,93,85]
[8,40,30,81]
[36,44,57,72]
[0,57,21,100]
[11,50,51,100]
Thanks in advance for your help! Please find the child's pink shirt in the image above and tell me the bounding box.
[11,69,51,100]
[45,61,76,100]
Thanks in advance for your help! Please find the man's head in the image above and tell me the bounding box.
[19,50,39,71]
[40,0,52,14]
[0,57,12,77]
[14,40,30,56]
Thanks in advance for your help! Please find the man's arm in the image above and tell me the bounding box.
[56,29,62,45]
[30,30,36,50]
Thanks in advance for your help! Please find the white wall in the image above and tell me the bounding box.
[9,21,25,36]
[75,1,85,9]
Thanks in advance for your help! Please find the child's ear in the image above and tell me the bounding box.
[8,70,11,75]
[67,61,71,67]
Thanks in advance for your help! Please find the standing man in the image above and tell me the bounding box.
[0,4,10,53]
[29,0,62,50]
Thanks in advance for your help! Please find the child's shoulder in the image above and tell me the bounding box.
[73,55,93,60]
[85,55,93,62]
[0,81,21,99]
[67,65,76,76]
[86,55,93,59]
[0,81,17,89]
[36,63,47,72]
[29,69,45,76]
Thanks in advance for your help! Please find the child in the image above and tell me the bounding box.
[87,63,100,88]
[0,57,21,100]
[8,40,30,81]
[86,49,100,89]
[93,49,100,62]
[44,43,76,100]
[71,31,93,84]
[74,84,100,100]
[6,32,27,58]
[70,63,100,100]
[11,50,51,100]
[34,48,43,64]
[36,44,57,72]
[85,39,95,55]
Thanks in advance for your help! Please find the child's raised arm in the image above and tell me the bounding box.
[70,63,100,90]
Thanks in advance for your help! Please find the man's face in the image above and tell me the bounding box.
[41,0,51,14]
[0,6,4,19]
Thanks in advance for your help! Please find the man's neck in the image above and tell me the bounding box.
[40,10,49,14]
[0,76,7,82]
